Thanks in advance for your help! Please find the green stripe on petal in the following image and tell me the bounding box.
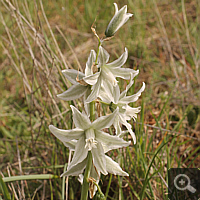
[110,68,139,80]
[85,50,96,77]
[67,136,88,170]
[83,72,100,85]
[106,48,128,68]
[85,76,102,103]
[57,84,88,101]
[91,142,107,175]
[98,46,110,66]
[91,108,118,130]
[49,125,84,142]
[70,105,91,130]
[61,158,87,177]
[62,69,85,84]
[95,130,130,150]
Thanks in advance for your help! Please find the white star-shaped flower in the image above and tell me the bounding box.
[99,74,145,144]
[49,106,130,176]
[63,135,129,198]
[83,46,139,103]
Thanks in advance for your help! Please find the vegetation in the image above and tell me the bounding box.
[0,0,200,199]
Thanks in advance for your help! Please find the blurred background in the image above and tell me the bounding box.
[0,0,200,199]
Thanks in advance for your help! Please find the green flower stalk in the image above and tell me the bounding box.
[49,2,145,199]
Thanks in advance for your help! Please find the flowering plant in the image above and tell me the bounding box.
[49,3,145,199]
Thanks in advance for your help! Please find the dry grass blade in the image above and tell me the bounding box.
[56,26,83,72]
[181,0,200,85]
[138,122,200,141]
[39,0,69,70]
[153,0,179,81]
[16,137,25,199]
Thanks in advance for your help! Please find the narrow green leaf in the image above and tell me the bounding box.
[62,163,68,200]
[0,175,11,200]
[3,174,58,183]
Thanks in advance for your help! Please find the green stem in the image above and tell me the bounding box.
[93,181,106,200]
[95,37,102,65]
[90,100,95,122]
[80,101,95,200]
[80,152,93,200]
[97,100,110,106]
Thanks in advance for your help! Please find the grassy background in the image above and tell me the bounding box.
[0,0,200,199]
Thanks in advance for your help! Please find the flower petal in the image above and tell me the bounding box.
[120,82,145,103]
[70,105,91,130]
[110,68,139,80]
[85,76,102,103]
[67,136,88,169]
[113,84,120,104]
[83,72,100,85]
[83,87,91,116]
[119,75,134,100]
[49,125,84,142]
[119,114,136,144]
[102,80,115,102]
[91,142,107,175]
[98,46,110,66]
[99,82,119,104]
[106,48,128,68]
[63,140,77,151]
[61,158,87,177]
[99,85,112,103]
[62,69,85,84]
[101,67,118,86]
[124,105,141,119]
[105,156,129,176]
[113,3,118,15]
[57,84,87,101]
[91,108,118,130]
[85,50,96,77]
[95,130,130,150]
[113,114,122,136]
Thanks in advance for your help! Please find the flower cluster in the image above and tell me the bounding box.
[49,3,145,198]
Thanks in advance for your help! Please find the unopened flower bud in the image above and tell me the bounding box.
[105,3,133,37]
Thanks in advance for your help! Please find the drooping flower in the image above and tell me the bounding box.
[105,3,133,37]
[83,46,139,103]
[49,105,130,176]
[65,138,129,198]
[57,50,96,114]
[99,74,145,144]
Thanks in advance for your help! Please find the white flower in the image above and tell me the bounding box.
[57,68,89,101]
[57,50,96,114]
[84,46,139,103]
[99,75,145,144]
[49,106,130,176]
[105,3,133,37]
[65,136,129,198]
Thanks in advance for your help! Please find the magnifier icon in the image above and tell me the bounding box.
[174,174,196,193]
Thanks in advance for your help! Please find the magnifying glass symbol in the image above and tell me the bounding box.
[174,174,196,193]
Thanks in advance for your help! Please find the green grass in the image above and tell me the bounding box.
[0,0,200,199]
